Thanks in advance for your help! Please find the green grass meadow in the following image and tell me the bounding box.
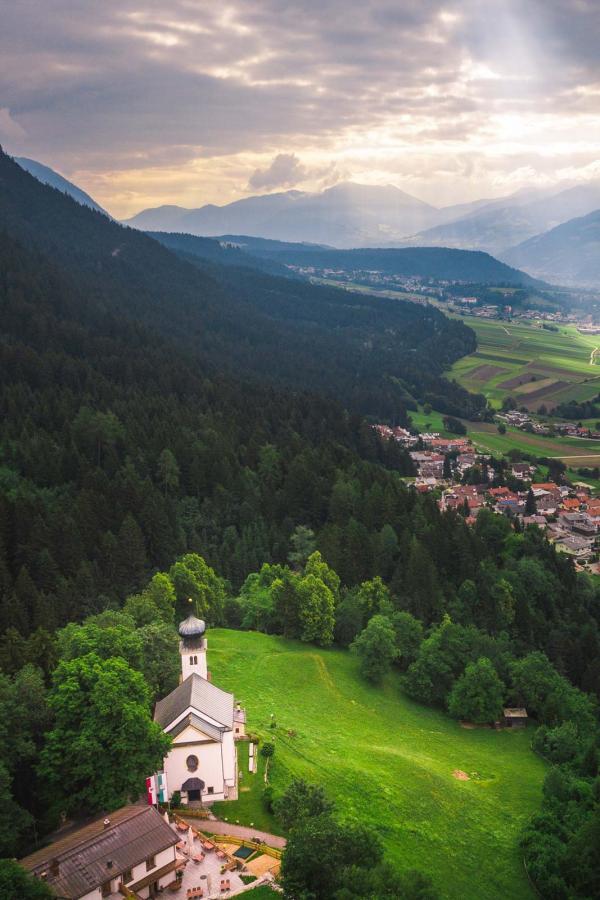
[212,737,279,833]
[409,407,456,435]
[467,422,600,465]
[243,887,278,898]
[208,630,545,900]
[449,318,600,411]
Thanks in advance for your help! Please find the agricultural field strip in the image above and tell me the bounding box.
[449,320,600,411]
[469,427,600,460]
[512,377,559,395]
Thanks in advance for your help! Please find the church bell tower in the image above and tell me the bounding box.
[178,613,208,681]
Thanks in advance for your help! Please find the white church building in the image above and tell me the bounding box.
[154,615,244,804]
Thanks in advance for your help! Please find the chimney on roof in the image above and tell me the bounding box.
[103,818,111,829]
[49,859,60,877]
[107,860,113,869]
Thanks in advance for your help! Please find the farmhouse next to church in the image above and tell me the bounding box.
[20,805,179,899]
[154,614,242,804]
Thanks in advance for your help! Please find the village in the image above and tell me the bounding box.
[374,423,600,570]
[498,408,600,440]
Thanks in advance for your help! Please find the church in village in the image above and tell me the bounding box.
[154,614,246,804]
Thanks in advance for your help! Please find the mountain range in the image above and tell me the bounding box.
[502,209,600,287]
[124,182,503,248]
[408,183,600,258]
[13,153,600,286]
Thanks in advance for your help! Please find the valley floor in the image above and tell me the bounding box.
[208,630,545,900]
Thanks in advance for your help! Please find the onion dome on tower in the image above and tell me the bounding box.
[178,614,206,638]
[178,614,208,680]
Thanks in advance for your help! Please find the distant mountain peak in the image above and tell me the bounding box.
[124,180,438,246]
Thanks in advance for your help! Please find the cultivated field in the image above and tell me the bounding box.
[449,319,600,411]
[209,630,545,900]
[466,421,600,465]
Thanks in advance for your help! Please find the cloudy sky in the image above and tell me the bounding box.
[1,0,599,217]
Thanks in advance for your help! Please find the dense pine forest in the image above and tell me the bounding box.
[0,146,489,638]
[0,149,598,898]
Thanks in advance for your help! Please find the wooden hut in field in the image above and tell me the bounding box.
[503,707,528,728]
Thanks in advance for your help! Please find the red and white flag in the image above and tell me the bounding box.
[146,775,157,805]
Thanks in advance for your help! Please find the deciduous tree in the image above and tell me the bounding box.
[39,654,170,814]
[351,614,397,683]
[447,657,505,724]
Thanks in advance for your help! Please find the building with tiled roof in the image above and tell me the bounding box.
[19,806,178,900]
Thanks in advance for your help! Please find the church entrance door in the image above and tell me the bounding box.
[188,789,201,801]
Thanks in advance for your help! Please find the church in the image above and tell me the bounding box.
[154,615,245,804]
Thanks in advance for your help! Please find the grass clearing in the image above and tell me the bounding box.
[242,887,278,898]
[468,424,600,462]
[209,630,545,900]
[212,739,279,834]
[409,407,455,435]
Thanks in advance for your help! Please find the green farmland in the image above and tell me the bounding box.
[466,421,600,467]
[449,318,600,411]
[209,630,545,900]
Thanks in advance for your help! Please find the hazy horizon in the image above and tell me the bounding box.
[2,1,599,219]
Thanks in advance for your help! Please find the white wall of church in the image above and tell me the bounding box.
[164,741,227,802]
[222,731,236,786]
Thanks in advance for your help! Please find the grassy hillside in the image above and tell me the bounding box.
[448,318,600,411]
[208,630,545,900]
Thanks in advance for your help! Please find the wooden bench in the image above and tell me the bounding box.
[186,888,204,898]
[192,853,205,864]
[220,879,230,892]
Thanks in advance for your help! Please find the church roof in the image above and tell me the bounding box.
[19,806,177,899]
[168,711,228,743]
[154,673,234,731]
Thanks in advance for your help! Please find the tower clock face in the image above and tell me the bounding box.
[186,755,199,772]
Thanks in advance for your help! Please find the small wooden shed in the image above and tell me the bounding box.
[503,707,528,728]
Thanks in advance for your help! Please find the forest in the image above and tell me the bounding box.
[0,150,598,899]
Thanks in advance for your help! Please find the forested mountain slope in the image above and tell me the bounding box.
[212,240,541,286]
[0,150,482,420]
[14,156,109,216]
[145,230,294,277]
[0,147,485,637]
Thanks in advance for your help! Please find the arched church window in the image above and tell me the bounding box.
[186,755,199,772]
